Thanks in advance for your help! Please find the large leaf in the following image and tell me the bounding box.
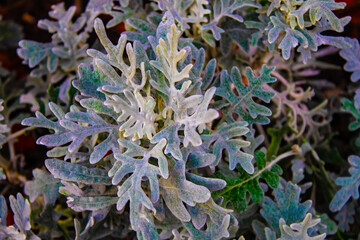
[260,181,312,234]
[201,0,259,43]
[110,139,168,230]
[216,64,277,126]
[159,159,211,222]
[267,13,350,62]
[25,107,120,164]
[203,122,253,172]
[212,151,281,211]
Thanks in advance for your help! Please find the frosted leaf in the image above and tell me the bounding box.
[45,159,112,185]
[278,213,326,240]
[9,193,31,232]
[330,155,360,212]
[340,38,360,82]
[216,65,277,126]
[110,139,168,230]
[203,122,253,172]
[24,169,61,206]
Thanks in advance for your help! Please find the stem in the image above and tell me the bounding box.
[0,154,10,169]
[5,126,36,142]
[271,71,290,87]
[256,124,269,147]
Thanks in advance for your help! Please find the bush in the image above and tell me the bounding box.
[0,0,359,239]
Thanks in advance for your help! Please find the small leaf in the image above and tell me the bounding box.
[67,196,118,212]
[330,155,360,212]
[9,193,31,232]
[24,169,61,205]
[45,159,112,185]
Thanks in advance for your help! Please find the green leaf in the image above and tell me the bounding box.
[341,93,360,146]
[212,151,280,211]
[266,127,289,161]
[73,63,111,101]
[47,84,59,103]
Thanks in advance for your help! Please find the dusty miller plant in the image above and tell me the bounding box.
[0,0,359,239]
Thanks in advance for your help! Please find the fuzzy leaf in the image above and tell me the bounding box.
[278,213,326,240]
[73,63,111,100]
[45,159,112,185]
[67,196,118,212]
[179,87,219,147]
[151,124,182,160]
[24,169,61,205]
[9,193,31,232]
[202,0,259,42]
[159,159,211,222]
[183,214,231,240]
[136,211,161,240]
[216,64,277,125]
[87,18,137,85]
[17,41,55,69]
[31,108,120,164]
[188,199,232,230]
[340,38,360,82]
[22,102,66,134]
[111,139,168,230]
[203,122,253,172]
[330,155,360,212]
[267,14,350,62]
[261,182,312,234]
[288,0,346,31]
[104,89,157,140]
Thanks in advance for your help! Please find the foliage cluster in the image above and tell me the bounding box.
[0,0,360,239]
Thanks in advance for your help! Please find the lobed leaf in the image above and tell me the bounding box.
[24,169,61,206]
[212,151,280,211]
[45,159,112,185]
[330,155,360,212]
[216,64,277,126]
